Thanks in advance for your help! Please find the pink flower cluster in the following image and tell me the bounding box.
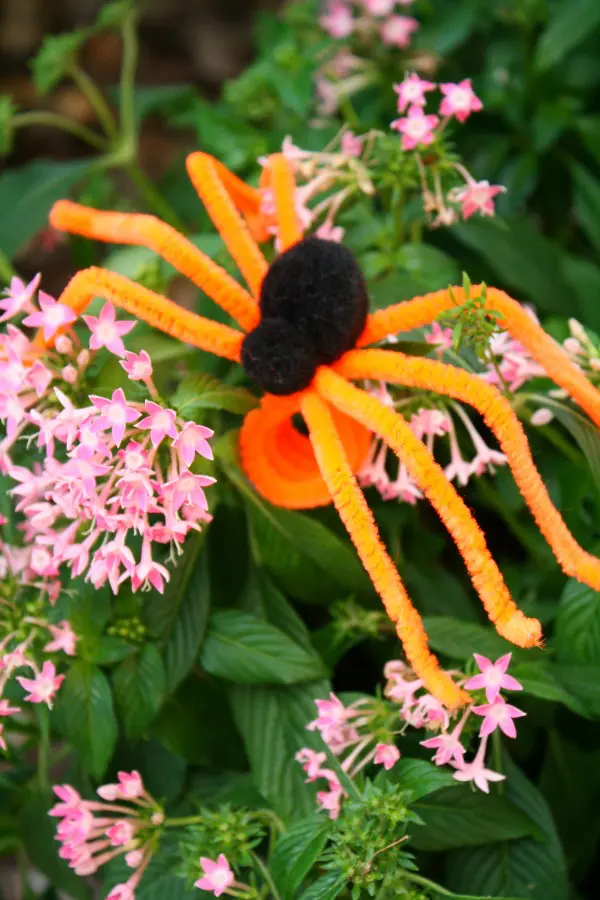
[320,0,419,48]
[296,653,525,817]
[388,653,525,792]
[0,276,215,598]
[195,854,235,896]
[50,771,163,899]
[0,619,76,751]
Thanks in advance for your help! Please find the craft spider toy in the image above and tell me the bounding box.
[45,151,600,708]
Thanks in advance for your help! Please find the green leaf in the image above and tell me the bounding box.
[422,617,519,662]
[0,95,16,155]
[200,610,328,685]
[112,644,166,741]
[163,539,211,694]
[31,31,91,94]
[552,664,600,717]
[555,580,600,665]
[91,636,138,665]
[297,873,345,900]
[173,372,258,417]
[414,0,478,54]
[54,662,117,780]
[218,430,372,602]
[543,397,600,492]
[0,159,90,258]
[447,755,568,900]
[571,163,600,254]
[510,661,587,714]
[535,0,600,71]
[104,847,196,900]
[241,568,314,651]
[21,789,89,899]
[388,758,457,801]
[411,785,542,851]
[451,216,576,317]
[230,680,329,822]
[270,816,332,900]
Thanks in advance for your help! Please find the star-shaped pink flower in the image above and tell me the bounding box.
[439,79,483,122]
[394,73,435,112]
[452,753,505,793]
[135,400,178,447]
[0,273,41,322]
[455,180,506,219]
[44,621,77,656]
[464,653,523,703]
[391,105,439,151]
[374,742,401,770]
[83,302,135,357]
[23,291,76,340]
[16,660,65,707]
[195,854,235,897]
[163,472,215,513]
[120,349,153,381]
[472,697,526,739]
[90,388,141,446]
[381,15,419,48]
[0,698,21,717]
[320,3,354,39]
[172,422,214,467]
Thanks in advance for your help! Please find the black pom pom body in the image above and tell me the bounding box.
[241,237,368,396]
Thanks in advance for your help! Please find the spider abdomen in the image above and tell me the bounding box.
[241,237,368,395]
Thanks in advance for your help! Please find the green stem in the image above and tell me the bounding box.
[251,852,282,900]
[68,62,119,140]
[36,704,50,792]
[119,8,140,149]
[126,162,187,231]
[338,95,360,130]
[402,871,457,897]
[492,729,505,795]
[0,248,17,283]
[13,111,107,150]
[164,815,205,827]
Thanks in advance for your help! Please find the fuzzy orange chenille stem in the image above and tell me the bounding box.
[315,367,543,649]
[359,285,600,428]
[49,201,260,332]
[37,266,243,361]
[240,392,372,509]
[261,154,303,252]
[301,390,468,708]
[338,349,600,590]
[186,152,268,297]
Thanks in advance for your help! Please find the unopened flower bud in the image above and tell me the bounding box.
[61,365,77,384]
[563,337,582,356]
[55,335,73,355]
[77,350,90,369]
[530,407,553,426]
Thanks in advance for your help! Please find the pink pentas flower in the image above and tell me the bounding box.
[315,222,345,243]
[320,2,354,39]
[135,401,178,447]
[316,783,344,820]
[131,539,170,594]
[421,730,465,767]
[22,291,76,340]
[195,854,235,897]
[295,748,328,782]
[50,785,82,818]
[44,621,77,656]
[172,422,214,467]
[380,15,419,47]
[0,273,41,321]
[362,0,395,16]
[439,79,483,122]
[455,180,506,219]
[120,349,153,381]
[0,724,6,751]
[0,698,20,717]
[106,820,135,847]
[464,653,523,703]
[82,302,135,357]
[90,389,141,447]
[164,472,216,513]
[16,660,65,707]
[426,321,453,353]
[391,105,439,151]
[394,73,436,112]
[106,885,134,900]
[374,742,400,770]
[125,849,144,868]
[452,736,505,793]
[340,130,363,157]
[473,697,526,739]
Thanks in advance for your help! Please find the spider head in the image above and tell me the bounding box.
[241,237,368,395]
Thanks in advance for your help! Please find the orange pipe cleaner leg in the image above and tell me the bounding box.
[315,367,543,650]
[359,285,600,428]
[35,267,243,361]
[260,153,303,252]
[338,349,600,590]
[186,152,268,298]
[301,390,468,708]
[50,201,259,332]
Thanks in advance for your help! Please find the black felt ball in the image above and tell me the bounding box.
[241,317,318,395]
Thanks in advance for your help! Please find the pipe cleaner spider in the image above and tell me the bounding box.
[44,151,600,708]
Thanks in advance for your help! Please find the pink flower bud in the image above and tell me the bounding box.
[61,365,78,384]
